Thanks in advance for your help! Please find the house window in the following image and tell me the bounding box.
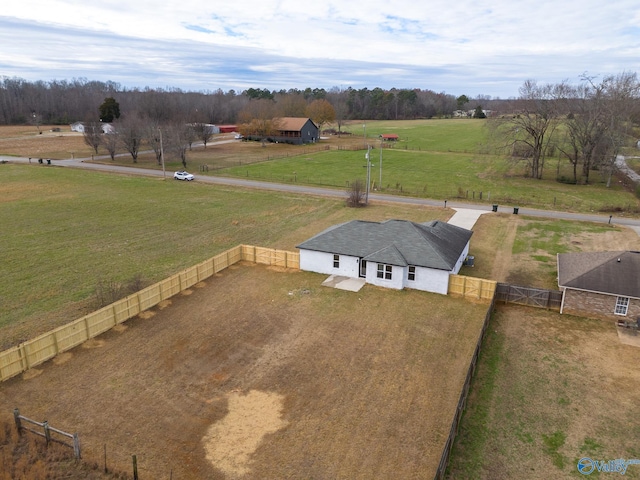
[377,264,392,280]
[408,266,416,281]
[333,254,340,269]
[615,296,630,315]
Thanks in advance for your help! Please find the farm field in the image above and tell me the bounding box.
[2,121,639,215]
[0,264,489,479]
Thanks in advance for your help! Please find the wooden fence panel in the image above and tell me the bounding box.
[54,318,90,352]
[23,333,58,369]
[84,307,117,338]
[138,284,162,311]
[160,274,181,299]
[227,245,242,265]
[213,252,229,273]
[0,346,27,381]
[241,245,256,263]
[197,258,215,281]
[112,295,140,324]
[448,275,496,302]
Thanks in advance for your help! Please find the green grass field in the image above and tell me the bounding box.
[212,119,640,214]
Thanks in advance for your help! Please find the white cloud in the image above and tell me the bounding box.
[1,0,639,97]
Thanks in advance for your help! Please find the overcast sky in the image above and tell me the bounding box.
[1,1,639,98]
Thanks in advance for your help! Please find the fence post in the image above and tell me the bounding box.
[132,454,139,480]
[43,421,51,445]
[73,433,81,459]
[13,408,21,432]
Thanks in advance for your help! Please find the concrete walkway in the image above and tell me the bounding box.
[447,208,491,230]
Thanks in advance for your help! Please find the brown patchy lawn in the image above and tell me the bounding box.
[0,264,488,479]
[448,305,640,479]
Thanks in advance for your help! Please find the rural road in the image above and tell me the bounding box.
[5,153,640,232]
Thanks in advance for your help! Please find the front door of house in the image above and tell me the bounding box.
[359,259,367,278]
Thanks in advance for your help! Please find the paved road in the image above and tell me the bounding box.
[4,153,640,231]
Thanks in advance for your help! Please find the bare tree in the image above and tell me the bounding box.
[491,80,565,179]
[118,114,144,163]
[101,129,119,161]
[346,179,366,207]
[558,73,639,185]
[144,121,164,165]
[167,122,191,168]
[192,123,213,148]
[83,121,102,154]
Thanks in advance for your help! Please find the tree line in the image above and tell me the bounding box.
[0,77,482,127]
[489,72,640,185]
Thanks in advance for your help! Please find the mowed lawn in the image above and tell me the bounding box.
[0,264,489,479]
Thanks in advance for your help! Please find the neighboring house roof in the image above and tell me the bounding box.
[296,219,472,271]
[381,134,399,140]
[557,251,640,298]
[278,117,317,132]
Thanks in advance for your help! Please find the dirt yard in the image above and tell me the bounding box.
[0,264,488,479]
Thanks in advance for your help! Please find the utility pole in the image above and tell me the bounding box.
[159,128,166,179]
[379,138,383,188]
[365,145,372,205]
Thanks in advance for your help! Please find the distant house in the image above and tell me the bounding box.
[217,125,237,133]
[274,117,318,145]
[296,219,473,294]
[189,123,219,134]
[557,251,640,320]
[70,122,114,134]
[380,134,399,142]
[70,122,84,133]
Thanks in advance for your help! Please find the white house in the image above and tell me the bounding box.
[70,122,114,134]
[296,219,473,294]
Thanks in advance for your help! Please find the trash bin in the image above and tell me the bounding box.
[492,204,498,212]
[464,255,475,267]
[513,207,519,214]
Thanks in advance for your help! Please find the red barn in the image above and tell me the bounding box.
[380,134,399,141]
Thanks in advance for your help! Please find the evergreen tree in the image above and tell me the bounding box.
[99,97,120,123]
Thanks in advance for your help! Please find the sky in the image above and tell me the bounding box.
[1,1,639,98]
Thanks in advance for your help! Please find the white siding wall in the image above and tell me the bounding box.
[299,250,359,277]
[404,266,450,294]
[452,242,470,274]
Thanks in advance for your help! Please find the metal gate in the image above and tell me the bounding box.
[495,283,562,310]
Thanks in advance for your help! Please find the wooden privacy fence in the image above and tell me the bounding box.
[495,283,562,310]
[433,291,496,480]
[448,274,496,303]
[0,245,299,382]
[241,245,300,268]
[14,408,81,459]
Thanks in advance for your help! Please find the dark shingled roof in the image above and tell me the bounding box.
[296,219,473,271]
[557,251,640,298]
